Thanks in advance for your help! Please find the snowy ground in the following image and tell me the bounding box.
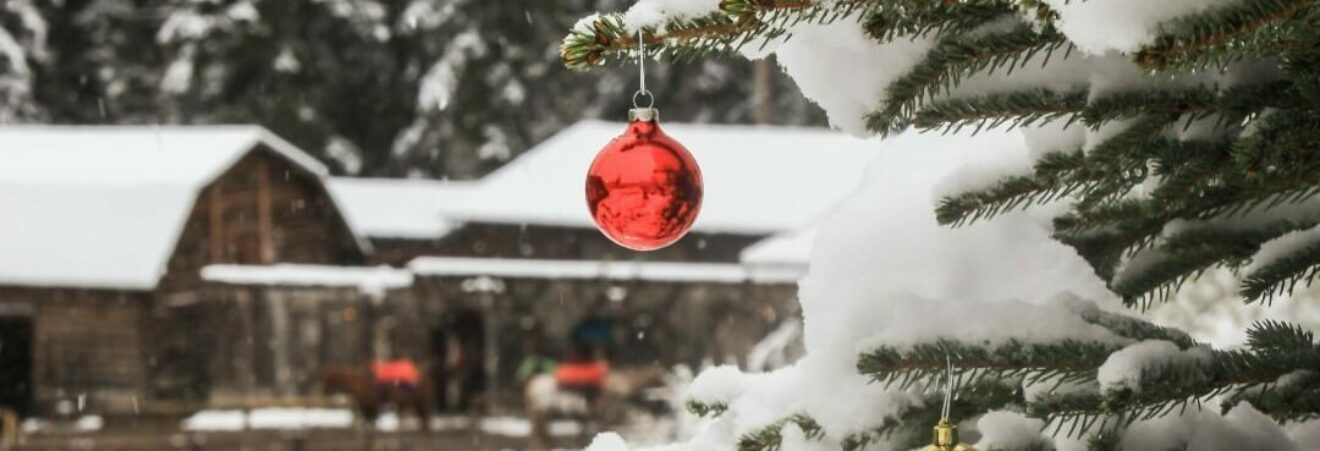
[179,409,588,437]
[14,402,703,450]
[15,410,694,451]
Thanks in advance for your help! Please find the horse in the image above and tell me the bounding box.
[320,364,434,430]
[524,365,670,449]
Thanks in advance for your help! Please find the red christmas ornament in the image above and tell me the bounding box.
[585,108,703,251]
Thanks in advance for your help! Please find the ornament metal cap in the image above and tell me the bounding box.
[629,107,659,122]
[924,420,975,451]
[922,354,977,451]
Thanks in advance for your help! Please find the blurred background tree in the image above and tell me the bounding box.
[0,0,824,178]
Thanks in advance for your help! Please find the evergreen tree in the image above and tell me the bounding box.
[1,0,821,177]
[0,0,43,121]
[563,1,1320,449]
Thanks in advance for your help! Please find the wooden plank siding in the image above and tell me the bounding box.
[148,147,370,406]
[0,288,150,416]
[157,147,365,294]
[174,284,425,405]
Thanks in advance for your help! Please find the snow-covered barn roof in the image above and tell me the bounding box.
[201,264,414,295]
[327,178,474,239]
[196,257,800,295]
[740,228,816,269]
[409,256,804,284]
[435,120,881,234]
[0,125,358,291]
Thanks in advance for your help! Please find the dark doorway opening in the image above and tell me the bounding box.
[0,316,33,417]
[431,310,486,412]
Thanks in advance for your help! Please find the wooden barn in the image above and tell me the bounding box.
[0,126,366,417]
[0,121,870,422]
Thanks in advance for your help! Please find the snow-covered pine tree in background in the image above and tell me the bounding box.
[563,1,1320,450]
[0,0,42,122]
[0,0,821,178]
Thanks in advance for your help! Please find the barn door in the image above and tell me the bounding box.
[432,310,486,412]
[0,316,33,417]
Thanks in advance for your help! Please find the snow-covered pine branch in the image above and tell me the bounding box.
[567,0,1320,449]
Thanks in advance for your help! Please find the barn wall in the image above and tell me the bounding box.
[245,285,428,398]
[151,275,801,410]
[410,276,800,406]
[139,145,373,406]
[0,287,150,416]
[369,224,764,265]
[158,148,365,294]
[155,284,424,405]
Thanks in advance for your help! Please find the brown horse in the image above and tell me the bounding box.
[320,365,434,430]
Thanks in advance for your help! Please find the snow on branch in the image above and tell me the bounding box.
[561,0,880,69]
[556,0,1320,442]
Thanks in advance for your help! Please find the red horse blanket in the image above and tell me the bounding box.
[554,360,609,388]
[372,359,421,385]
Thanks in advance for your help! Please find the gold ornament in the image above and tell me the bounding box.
[922,355,977,451]
[923,419,976,451]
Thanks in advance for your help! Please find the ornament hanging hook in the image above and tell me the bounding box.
[632,28,655,109]
[941,353,953,421]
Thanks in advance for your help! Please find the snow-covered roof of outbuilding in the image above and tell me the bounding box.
[409,256,804,284]
[445,120,881,234]
[201,264,414,296]
[740,228,817,268]
[0,125,345,291]
[327,178,474,239]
